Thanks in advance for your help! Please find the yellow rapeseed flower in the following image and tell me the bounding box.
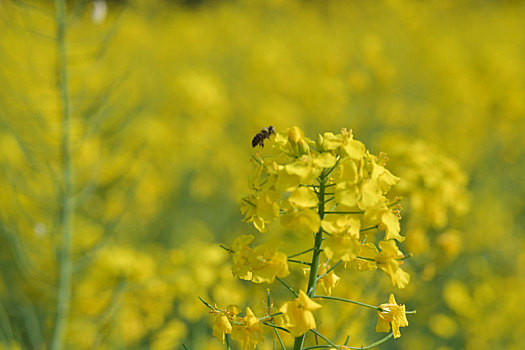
[230,235,290,283]
[376,294,409,339]
[323,232,360,263]
[231,307,264,350]
[375,240,410,289]
[280,290,322,337]
[212,305,240,344]
[316,262,340,295]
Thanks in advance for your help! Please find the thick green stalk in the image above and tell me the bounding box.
[50,0,74,349]
[293,173,327,350]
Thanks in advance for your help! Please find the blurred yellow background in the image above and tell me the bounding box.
[0,0,524,349]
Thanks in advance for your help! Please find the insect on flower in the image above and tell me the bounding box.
[252,126,275,148]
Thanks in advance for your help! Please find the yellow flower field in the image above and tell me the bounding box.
[0,0,524,349]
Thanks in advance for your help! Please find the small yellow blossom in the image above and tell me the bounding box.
[341,138,366,160]
[321,215,360,236]
[321,132,343,151]
[379,210,403,242]
[230,235,290,283]
[284,155,323,183]
[336,158,362,184]
[376,240,410,289]
[287,127,310,155]
[248,240,290,283]
[363,204,404,242]
[303,262,340,295]
[376,294,409,338]
[213,315,231,343]
[239,190,281,232]
[280,208,321,234]
[231,307,264,350]
[356,242,379,271]
[312,152,337,168]
[212,305,240,343]
[323,232,360,263]
[280,290,322,337]
[288,126,305,143]
[231,235,255,280]
[287,187,318,209]
[335,182,361,207]
[359,179,382,210]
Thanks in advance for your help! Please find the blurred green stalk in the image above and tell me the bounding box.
[50,0,74,349]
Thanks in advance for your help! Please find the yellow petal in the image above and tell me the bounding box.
[342,139,365,160]
[288,187,318,209]
[323,233,360,262]
[380,211,404,242]
[335,183,361,207]
[288,126,304,143]
[280,208,321,234]
[321,215,360,236]
[313,152,337,168]
[359,179,381,209]
[212,315,232,343]
[297,290,322,311]
[322,132,342,151]
[376,318,391,333]
[338,158,361,183]
[356,243,379,271]
[232,235,254,251]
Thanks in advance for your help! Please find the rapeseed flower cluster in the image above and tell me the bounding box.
[203,127,414,348]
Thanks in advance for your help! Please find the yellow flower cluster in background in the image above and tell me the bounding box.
[0,0,524,348]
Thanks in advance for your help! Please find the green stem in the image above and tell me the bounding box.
[316,260,342,281]
[266,289,287,349]
[258,312,283,322]
[293,173,327,350]
[273,327,287,350]
[302,333,394,350]
[219,244,234,253]
[356,256,375,262]
[388,198,401,207]
[288,259,311,266]
[263,322,290,333]
[225,334,232,350]
[51,1,74,349]
[198,297,222,312]
[276,277,299,297]
[313,295,379,311]
[356,332,394,349]
[288,247,315,258]
[242,198,256,207]
[360,225,379,232]
[309,329,337,347]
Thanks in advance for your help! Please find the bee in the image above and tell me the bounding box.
[252,126,275,148]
